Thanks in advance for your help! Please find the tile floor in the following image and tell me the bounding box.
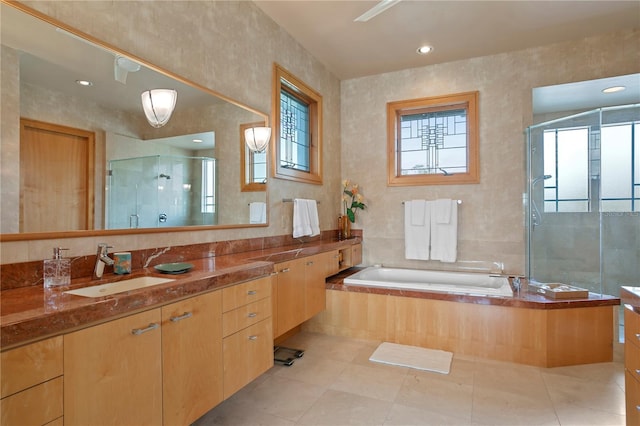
[194,332,626,425]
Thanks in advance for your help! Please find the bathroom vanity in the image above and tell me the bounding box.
[622,286,640,426]
[0,239,362,425]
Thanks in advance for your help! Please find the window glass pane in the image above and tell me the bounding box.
[398,108,468,175]
[544,201,557,212]
[556,128,588,200]
[601,200,631,212]
[557,201,588,212]
[601,124,631,200]
[635,123,640,183]
[280,89,310,172]
[251,151,267,184]
[201,159,215,213]
[542,131,556,180]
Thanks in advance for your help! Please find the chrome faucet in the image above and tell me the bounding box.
[93,243,114,280]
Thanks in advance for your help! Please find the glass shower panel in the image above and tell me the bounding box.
[107,155,217,229]
[526,110,602,294]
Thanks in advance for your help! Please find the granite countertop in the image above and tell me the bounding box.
[1,239,361,350]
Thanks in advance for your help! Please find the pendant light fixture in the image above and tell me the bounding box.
[244,127,271,152]
[141,89,177,128]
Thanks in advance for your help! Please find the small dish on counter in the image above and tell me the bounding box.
[154,262,194,274]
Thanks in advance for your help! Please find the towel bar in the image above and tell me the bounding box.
[282,198,320,203]
[402,199,462,204]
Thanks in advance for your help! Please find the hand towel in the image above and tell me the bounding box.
[249,202,266,224]
[434,198,452,224]
[306,199,320,237]
[431,199,458,262]
[293,199,312,238]
[404,200,430,260]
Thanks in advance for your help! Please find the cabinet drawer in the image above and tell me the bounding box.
[1,336,63,398]
[1,376,63,426]
[222,275,272,312]
[223,297,272,337]
[223,318,273,399]
[626,334,640,382]
[626,370,640,426]
[625,306,640,349]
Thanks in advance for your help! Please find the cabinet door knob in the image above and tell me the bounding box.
[131,323,159,335]
[248,335,258,341]
[248,312,258,318]
[169,312,193,322]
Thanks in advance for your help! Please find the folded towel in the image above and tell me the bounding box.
[411,200,426,226]
[293,199,319,238]
[434,198,452,224]
[431,199,458,262]
[249,202,266,224]
[306,199,320,237]
[404,200,431,260]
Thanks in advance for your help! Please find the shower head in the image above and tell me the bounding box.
[531,174,552,185]
[159,173,171,180]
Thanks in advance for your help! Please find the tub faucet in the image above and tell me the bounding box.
[93,243,114,280]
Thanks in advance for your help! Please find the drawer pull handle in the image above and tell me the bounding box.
[170,312,193,322]
[636,369,640,375]
[131,323,159,335]
[636,333,640,341]
[637,405,640,412]
[247,290,257,295]
[248,312,257,318]
[248,335,258,341]
[307,261,314,266]
[280,268,290,273]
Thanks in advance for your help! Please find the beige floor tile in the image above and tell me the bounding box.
[384,403,473,425]
[272,352,349,388]
[282,332,376,363]
[330,363,407,402]
[542,372,626,416]
[297,389,393,425]
[471,385,558,425]
[192,397,295,426]
[396,372,473,422]
[244,374,327,421]
[544,362,625,386]
[554,405,626,426]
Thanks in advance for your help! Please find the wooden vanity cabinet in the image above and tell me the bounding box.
[325,249,341,277]
[305,252,331,319]
[338,243,362,271]
[222,275,274,399]
[273,258,306,338]
[625,304,640,426]
[1,336,63,426]
[64,308,163,426]
[162,291,223,426]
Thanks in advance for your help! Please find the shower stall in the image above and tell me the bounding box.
[106,155,217,229]
[525,104,639,334]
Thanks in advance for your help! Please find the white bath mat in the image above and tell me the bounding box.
[369,342,453,374]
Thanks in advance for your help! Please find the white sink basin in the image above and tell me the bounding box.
[64,276,175,298]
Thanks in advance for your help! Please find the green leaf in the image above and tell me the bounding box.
[346,210,355,223]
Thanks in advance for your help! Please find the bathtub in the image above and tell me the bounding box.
[343,266,513,297]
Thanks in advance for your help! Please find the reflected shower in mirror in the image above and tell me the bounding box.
[0,2,268,236]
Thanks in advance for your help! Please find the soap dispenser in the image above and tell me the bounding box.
[43,247,70,287]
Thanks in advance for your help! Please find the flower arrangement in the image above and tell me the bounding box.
[342,179,366,223]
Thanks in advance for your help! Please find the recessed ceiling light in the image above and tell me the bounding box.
[602,86,626,94]
[192,139,203,143]
[416,45,433,55]
[76,79,93,86]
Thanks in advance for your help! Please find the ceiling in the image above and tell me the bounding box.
[254,0,640,81]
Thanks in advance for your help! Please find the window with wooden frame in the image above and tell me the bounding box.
[240,122,267,192]
[387,91,479,186]
[271,63,323,184]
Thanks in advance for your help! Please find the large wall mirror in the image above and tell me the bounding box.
[0,1,269,240]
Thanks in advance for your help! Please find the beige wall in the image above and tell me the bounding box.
[1,0,342,263]
[341,29,639,274]
[1,1,638,275]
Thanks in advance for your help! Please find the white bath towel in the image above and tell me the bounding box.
[434,198,452,224]
[293,199,319,238]
[249,202,266,224]
[411,200,426,225]
[306,199,320,236]
[404,200,431,260]
[431,199,458,262]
